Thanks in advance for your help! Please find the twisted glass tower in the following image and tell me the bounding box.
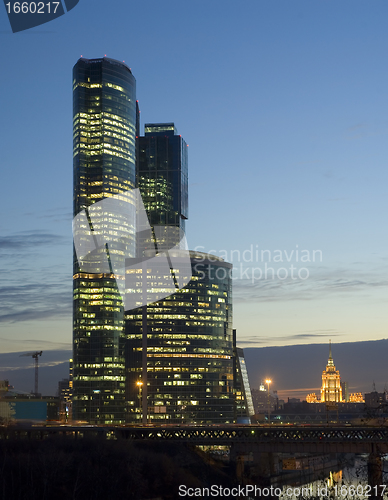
[72,57,136,424]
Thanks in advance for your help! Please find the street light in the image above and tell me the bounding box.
[265,379,272,424]
[136,381,143,422]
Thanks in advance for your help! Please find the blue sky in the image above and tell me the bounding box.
[0,0,388,372]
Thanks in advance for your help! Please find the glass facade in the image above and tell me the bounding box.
[137,123,188,252]
[125,252,234,424]
[72,58,136,424]
[233,338,254,421]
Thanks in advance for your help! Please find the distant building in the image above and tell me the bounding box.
[321,341,342,403]
[307,342,364,404]
[233,335,254,421]
[0,380,9,394]
[349,392,364,403]
[306,393,318,403]
[0,389,59,423]
[271,400,371,424]
[251,383,276,414]
[365,391,387,409]
[341,381,349,402]
[58,377,72,422]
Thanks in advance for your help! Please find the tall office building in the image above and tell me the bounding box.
[125,123,234,423]
[125,251,234,423]
[72,57,137,424]
[137,123,188,253]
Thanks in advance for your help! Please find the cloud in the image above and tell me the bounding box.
[232,263,388,304]
[0,360,68,372]
[0,349,71,370]
[237,331,342,346]
[343,122,368,141]
[0,230,66,250]
[0,307,71,323]
[0,282,71,323]
[236,339,269,346]
[0,223,71,324]
[282,332,341,340]
[24,206,70,216]
[322,169,335,179]
[0,350,72,394]
[346,123,366,133]
[0,338,71,348]
[37,211,72,222]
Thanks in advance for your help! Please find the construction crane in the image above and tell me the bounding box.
[19,351,42,396]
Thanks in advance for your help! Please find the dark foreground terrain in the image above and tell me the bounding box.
[0,437,237,500]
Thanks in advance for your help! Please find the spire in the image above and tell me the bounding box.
[327,339,334,367]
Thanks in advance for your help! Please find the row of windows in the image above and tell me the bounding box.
[75,376,125,381]
[134,347,231,354]
[126,334,229,340]
[127,366,230,373]
[146,354,231,359]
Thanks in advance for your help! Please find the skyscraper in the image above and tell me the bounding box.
[125,122,234,424]
[125,251,234,424]
[72,57,137,424]
[137,123,188,252]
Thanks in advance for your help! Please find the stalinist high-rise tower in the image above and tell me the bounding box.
[320,340,342,403]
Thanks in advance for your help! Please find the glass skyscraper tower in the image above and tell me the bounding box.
[72,57,136,424]
[137,123,188,253]
[125,123,234,424]
[125,251,234,424]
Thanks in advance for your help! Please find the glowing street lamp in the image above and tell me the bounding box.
[136,381,143,421]
[265,379,272,424]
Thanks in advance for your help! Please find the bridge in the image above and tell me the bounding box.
[2,424,388,454]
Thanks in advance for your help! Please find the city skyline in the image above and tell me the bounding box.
[1,2,388,396]
[71,57,239,424]
[0,337,384,403]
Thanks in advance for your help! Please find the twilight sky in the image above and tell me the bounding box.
[0,1,387,387]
